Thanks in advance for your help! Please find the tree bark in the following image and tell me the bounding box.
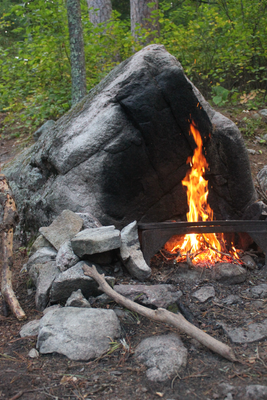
[130,0,159,39]
[83,264,237,362]
[86,0,112,26]
[66,0,87,106]
[0,174,26,320]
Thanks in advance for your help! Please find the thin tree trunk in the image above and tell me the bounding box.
[130,0,159,40]
[66,0,87,106]
[0,174,26,321]
[87,0,112,26]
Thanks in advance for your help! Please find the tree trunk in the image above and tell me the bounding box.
[66,0,87,106]
[0,174,26,320]
[130,0,159,39]
[87,0,112,26]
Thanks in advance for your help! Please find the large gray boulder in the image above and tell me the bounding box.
[3,45,256,232]
[37,307,121,360]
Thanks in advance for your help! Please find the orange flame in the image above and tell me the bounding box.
[165,122,240,266]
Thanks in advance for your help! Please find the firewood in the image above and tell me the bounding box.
[83,264,237,362]
[0,174,26,320]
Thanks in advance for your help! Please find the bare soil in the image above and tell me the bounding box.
[0,107,267,400]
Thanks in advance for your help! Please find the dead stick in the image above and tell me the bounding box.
[0,175,26,321]
[83,264,237,362]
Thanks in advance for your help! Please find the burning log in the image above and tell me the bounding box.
[83,264,237,362]
[0,174,26,320]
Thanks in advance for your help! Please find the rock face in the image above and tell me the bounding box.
[3,44,256,231]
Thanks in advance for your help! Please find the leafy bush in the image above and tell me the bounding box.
[0,0,266,135]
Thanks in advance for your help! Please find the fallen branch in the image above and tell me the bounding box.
[0,174,26,321]
[83,264,237,362]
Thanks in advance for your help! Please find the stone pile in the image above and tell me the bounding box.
[25,209,152,311]
[22,208,187,377]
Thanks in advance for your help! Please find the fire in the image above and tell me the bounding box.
[165,122,240,266]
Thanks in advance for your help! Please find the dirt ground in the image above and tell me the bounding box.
[0,107,267,400]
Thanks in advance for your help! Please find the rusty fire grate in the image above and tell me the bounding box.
[138,220,267,265]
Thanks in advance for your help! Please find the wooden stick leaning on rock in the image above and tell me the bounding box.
[83,264,237,362]
[0,174,26,320]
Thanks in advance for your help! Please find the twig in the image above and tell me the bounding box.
[83,264,237,362]
[202,235,243,266]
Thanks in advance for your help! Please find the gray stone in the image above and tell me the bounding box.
[135,334,187,382]
[220,319,267,343]
[257,166,267,194]
[221,295,241,305]
[39,210,83,250]
[56,239,79,272]
[20,319,40,337]
[241,254,257,270]
[213,263,246,284]
[120,221,151,281]
[245,283,267,299]
[29,235,52,255]
[192,286,215,303]
[37,307,121,360]
[114,284,182,308]
[50,261,115,303]
[25,247,57,275]
[219,383,267,400]
[29,261,60,310]
[33,120,55,141]
[65,289,91,308]
[76,212,102,229]
[3,45,256,233]
[259,109,267,117]
[71,226,121,257]
[247,149,257,155]
[28,348,39,358]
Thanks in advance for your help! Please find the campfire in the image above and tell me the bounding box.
[164,121,242,268]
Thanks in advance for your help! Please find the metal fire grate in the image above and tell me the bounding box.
[138,220,267,265]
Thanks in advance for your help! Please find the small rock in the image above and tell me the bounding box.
[120,221,151,281]
[40,210,83,250]
[29,261,60,311]
[76,212,102,229]
[193,286,215,303]
[114,284,182,308]
[245,283,267,299]
[25,247,57,275]
[241,254,257,270]
[71,226,121,257]
[259,109,267,117]
[29,235,52,255]
[28,348,39,358]
[213,263,246,284]
[247,149,257,155]
[135,334,187,382]
[257,166,267,194]
[20,320,40,337]
[65,289,91,308]
[37,307,121,361]
[221,295,241,305]
[56,240,79,272]
[220,319,267,343]
[50,261,115,303]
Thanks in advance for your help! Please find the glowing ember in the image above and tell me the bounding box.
[165,122,241,267]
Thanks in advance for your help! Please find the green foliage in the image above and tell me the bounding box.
[211,85,230,106]
[0,0,266,136]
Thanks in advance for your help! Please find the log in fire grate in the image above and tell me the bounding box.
[138,220,267,266]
